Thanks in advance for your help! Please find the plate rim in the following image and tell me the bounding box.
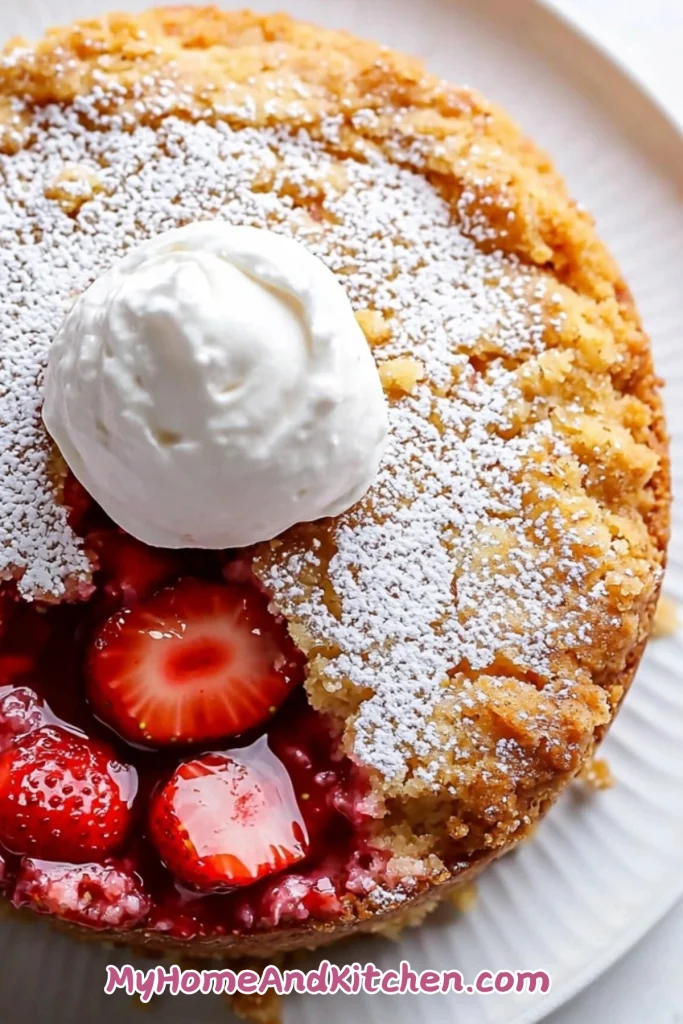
[507,3,683,1019]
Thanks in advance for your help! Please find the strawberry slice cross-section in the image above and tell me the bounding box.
[87,578,303,748]
[148,737,310,891]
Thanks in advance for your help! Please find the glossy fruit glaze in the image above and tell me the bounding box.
[0,487,380,939]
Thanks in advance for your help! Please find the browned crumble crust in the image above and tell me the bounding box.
[577,757,614,791]
[229,988,283,1024]
[0,7,669,958]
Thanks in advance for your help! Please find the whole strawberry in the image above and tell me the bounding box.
[0,727,137,862]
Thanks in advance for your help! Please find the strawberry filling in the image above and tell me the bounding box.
[0,504,379,938]
[13,858,150,931]
[0,686,45,752]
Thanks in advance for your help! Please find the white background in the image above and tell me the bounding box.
[548,7,683,1023]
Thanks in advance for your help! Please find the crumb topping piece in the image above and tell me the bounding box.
[652,595,679,638]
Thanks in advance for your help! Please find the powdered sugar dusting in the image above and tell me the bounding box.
[0,80,607,782]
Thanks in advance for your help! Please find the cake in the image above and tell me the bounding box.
[0,7,669,959]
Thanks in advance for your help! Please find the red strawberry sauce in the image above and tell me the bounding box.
[0,513,380,938]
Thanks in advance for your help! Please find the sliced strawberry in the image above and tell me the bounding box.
[87,578,303,747]
[0,726,137,861]
[86,529,178,605]
[12,858,150,931]
[0,686,45,752]
[148,737,309,892]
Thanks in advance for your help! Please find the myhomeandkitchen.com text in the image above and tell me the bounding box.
[104,960,552,1000]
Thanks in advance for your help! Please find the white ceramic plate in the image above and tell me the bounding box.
[1,1,682,1022]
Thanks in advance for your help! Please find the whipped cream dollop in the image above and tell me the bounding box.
[43,223,388,549]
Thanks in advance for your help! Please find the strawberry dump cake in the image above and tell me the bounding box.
[0,7,669,959]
